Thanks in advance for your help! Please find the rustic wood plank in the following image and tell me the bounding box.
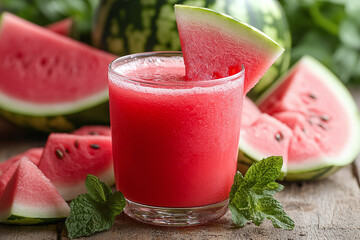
[0,224,59,240]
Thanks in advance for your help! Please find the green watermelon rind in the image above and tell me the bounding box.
[3,214,66,225]
[174,4,284,55]
[238,151,342,181]
[0,89,109,117]
[243,55,360,178]
[0,101,110,132]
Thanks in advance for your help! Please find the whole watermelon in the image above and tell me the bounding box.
[92,0,291,96]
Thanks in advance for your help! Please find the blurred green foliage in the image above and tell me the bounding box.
[279,0,360,84]
[0,0,99,43]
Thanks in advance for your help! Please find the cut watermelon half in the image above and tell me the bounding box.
[238,56,360,181]
[174,5,284,94]
[0,13,115,131]
[37,133,114,201]
[0,148,43,176]
[0,157,70,224]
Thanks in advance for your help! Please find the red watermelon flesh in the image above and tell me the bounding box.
[258,59,351,161]
[37,133,114,201]
[239,56,360,177]
[0,157,69,222]
[242,97,261,128]
[273,112,325,164]
[46,18,73,36]
[239,113,292,172]
[0,148,43,176]
[72,125,111,136]
[0,12,115,105]
[175,5,284,94]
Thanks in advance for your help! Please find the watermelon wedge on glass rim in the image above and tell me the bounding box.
[174,4,284,94]
[0,12,116,132]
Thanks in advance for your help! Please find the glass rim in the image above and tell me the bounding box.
[108,51,245,87]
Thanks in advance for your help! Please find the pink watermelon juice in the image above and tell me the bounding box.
[108,52,244,208]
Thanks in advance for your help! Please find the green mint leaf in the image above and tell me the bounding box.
[108,191,127,216]
[244,156,282,190]
[65,175,126,239]
[229,156,294,230]
[85,174,112,202]
[229,171,244,200]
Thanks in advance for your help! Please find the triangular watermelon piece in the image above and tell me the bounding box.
[0,12,116,117]
[38,133,114,201]
[0,157,70,224]
[175,5,284,94]
[0,148,43,176]
[46,18,73,36]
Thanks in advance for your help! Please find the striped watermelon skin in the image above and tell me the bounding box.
[92,0,290,96]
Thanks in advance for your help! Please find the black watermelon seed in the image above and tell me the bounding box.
[89,131,99,135]
[275,132,283,142]
[74,140,79,148]
[318,123,328,130]
[308,93,317,99]
[320,114,330,122]
[55,149,64,159]
[90,144,100,149]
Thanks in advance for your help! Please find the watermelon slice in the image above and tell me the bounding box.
[239,113,293,176]
[37,133,114,201]
[0,12,116,132]
[174,5,284,94]
[46,18,73,36]
[72,125,111,136]
[0,148,43,176]
[241,97,261,128]
[0,157,70,224]
[238,56,360,181]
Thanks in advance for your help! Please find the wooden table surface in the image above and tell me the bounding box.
[1,88,360,240]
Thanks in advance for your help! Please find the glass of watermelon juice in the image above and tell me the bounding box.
[108,52,244,226]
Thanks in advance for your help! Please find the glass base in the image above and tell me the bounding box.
[124,199,229,227]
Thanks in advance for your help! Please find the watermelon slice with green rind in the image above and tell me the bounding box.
[0,157,70,224]
[0,13,115,132]
[0,148,43,176]
[38,133,114,201]
[174,4,284,94]
[238,56,360,181]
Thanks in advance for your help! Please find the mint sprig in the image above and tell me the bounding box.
[65,175,126,239]
[229,156,295,230]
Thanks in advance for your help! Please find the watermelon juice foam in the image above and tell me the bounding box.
[108,52,244,226]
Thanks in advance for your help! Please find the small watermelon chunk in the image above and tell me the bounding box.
[0,148,43,176]
[46,18,73,36]
[38,133,114,201]
[0,157,70,224]
[239,113,293,176]
[174,5,284,94]
[72,125,111,136]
